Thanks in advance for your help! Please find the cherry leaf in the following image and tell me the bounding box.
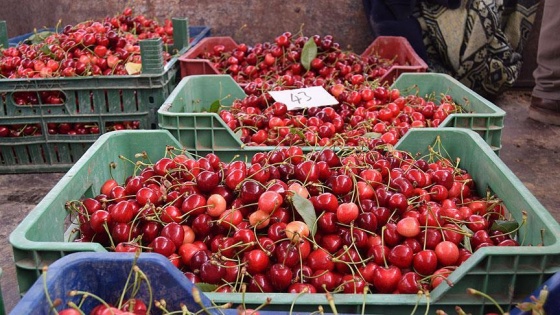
[461,224,473,253]
[125,62,142,75]
[301,38,317,71]
[491,220,519,234]
[196,282,219,292]
[28,31,55,45]
[290,127,305,139]
[291,193,317,236]
[208,100,221,113]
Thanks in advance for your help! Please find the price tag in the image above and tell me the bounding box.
[268,86,339,111]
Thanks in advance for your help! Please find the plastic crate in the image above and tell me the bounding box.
[179,36,238,78]
[157,72,505,163]
[5,25,211,48]
[0,19,206,174]
[508,271,560,315]
[9,128,560,314]
[178,36,428,85]
[9,252,222,315]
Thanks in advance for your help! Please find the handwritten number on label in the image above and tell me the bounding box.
[290,91,312,104]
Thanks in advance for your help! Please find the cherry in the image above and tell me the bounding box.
[267,263,293,291]
[434,241,460,266]
[196,170,220,193]
[310,269,342,292]
[244,249,271,274]
[239,179,265,204]
[373,265,402,293]
[397,271,422,294]
[396,217,421,238]
[160,222,185,249]
[247,273,274,293]
[336,202,359,224]
[200,260,226,284]
[388,244,414,269]
[307,248,335,272]
[149,236,176,257]
[258,190,283,213]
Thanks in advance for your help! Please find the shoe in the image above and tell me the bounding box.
[529,96,560,125]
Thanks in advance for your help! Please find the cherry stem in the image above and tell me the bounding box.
[466,288,505,315]
[289,286,310,315]
[326,291,339,315]
[380,225,388,268]
[423,290,431,315]
[41,266,60,315]
[70,290,114,314]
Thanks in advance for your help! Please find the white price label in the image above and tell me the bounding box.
[268,86,339,111]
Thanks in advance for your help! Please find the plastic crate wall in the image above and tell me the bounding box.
[8,128,560,315]
[9,253,224,315]
[0,20,211,173]
[157,73,505,163]
[179,35,428,85]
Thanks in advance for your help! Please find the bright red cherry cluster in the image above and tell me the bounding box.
[195,32,396,86]
[0,121,140,137]
[219,84,461,147]
[0,8,173,79]
[68,143,519,296]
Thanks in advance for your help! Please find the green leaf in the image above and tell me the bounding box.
[291,193,317,236]
[208,100,221,113]
[461,224,473,253]
[39,45,56,58]
[364,132,382,139]
[491,220,519,234]
[290,127,305,139]
[196,283,219,292]
[27,31,55,44]
[301,38,317,71]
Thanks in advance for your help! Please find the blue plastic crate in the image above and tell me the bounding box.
[509,271,560,315]
[10,252,224,315]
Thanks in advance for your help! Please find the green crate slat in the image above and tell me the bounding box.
[157,73,506,162]
[8,128,560,315]
[0,19,212,174]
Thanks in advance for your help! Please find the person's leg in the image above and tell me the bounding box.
[530,0,560,125]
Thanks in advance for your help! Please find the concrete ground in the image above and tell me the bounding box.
[0,88,559,314]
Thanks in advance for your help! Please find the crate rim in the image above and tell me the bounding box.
[7,130,182,252]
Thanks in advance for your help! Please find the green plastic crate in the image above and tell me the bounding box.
[9,128,560,314]
[393,73,505,154]
[0,19,191,174]
[157,73,505,162]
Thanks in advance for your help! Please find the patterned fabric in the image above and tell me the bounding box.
[417,0,539,98]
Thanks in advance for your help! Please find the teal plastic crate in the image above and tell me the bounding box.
[0,19,193,174]
[9,128,560,315]
[179,36,428,85]
[157,73,505,163]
